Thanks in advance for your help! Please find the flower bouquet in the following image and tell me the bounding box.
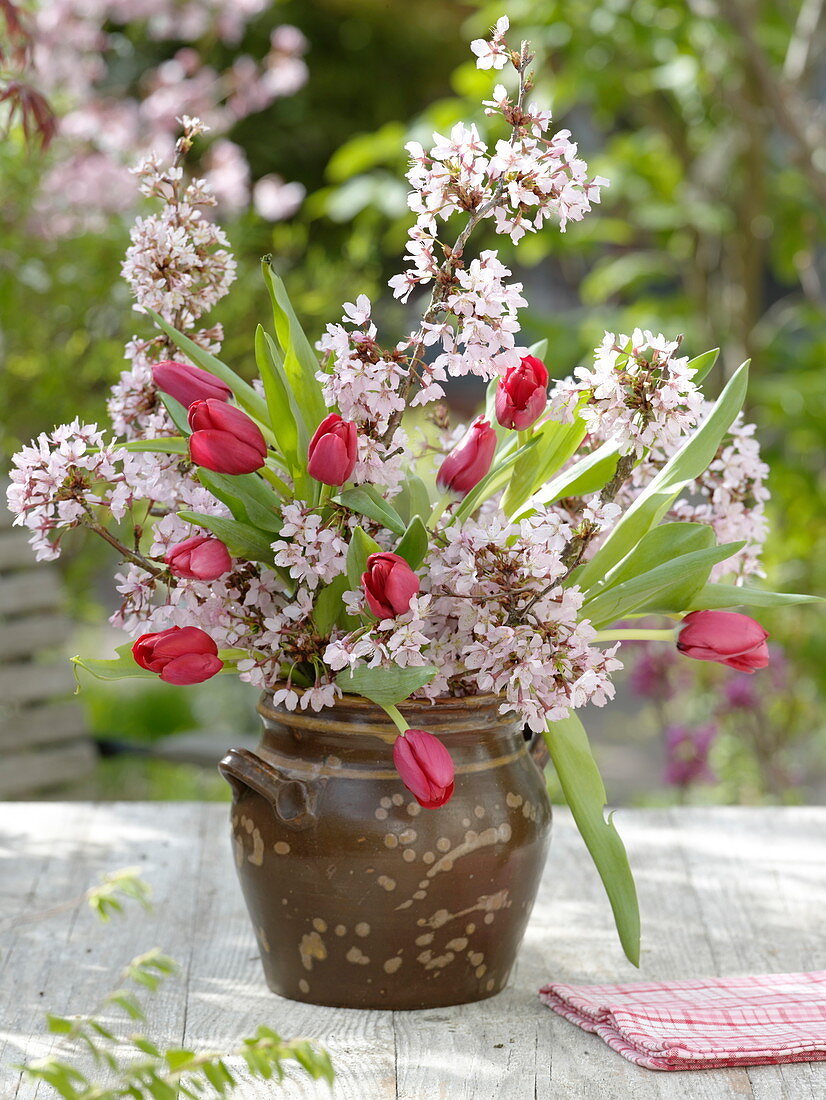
[8,18,816,1008]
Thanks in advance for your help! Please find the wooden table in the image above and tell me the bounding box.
[1,804,825,1098]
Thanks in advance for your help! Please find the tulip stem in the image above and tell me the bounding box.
[260,465,291,496]
[427,493,451,529]
[383,705,409,736]
[593,629,677,642]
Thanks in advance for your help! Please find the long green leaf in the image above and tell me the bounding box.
[585,522,715,597]
[196,469,282,533]
[144,308,269,424]
[687,347,720,386]
[177,510,275,562]
[261,258,327,428]
[503,412,587,517]
[254,325,299,468]
[394,516,429,569]
[687,583,823,610]
[515,437,622,519]
[583,541,744,628]
[392,474,432,524]
[337,486,406,536]
[575,360,750,590]
[543,712,640,965]
[337,664,437,708]
[313,575,351,635]
[451,436,537,524]
[117,437,188,455]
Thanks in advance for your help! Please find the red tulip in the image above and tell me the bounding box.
[436,415,497,496]
[361,552,420,619]
[132,625,223,685]
[153,360,232,408]
[677,610,769,673]
[495,355,549,430]
[166,536,232,580]
[188,399,267,475]
[307,413,358,486]
[393,729,455,808]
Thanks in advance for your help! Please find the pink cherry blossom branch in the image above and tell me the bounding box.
[381,40,534,445]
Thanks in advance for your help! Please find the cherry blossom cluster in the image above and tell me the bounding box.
[272,504,350,591]
[670,408,770,581]
[315,296,410,490]
[19,2,308,235]
[6,421,131,561]
[549,329,705,458]
[110,120,235,445]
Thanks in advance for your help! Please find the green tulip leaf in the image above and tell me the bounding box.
[177,510,276,563]
[543,712,640,966]
[394,516,429,569]
[262,258,327,429]
[337,664,438,708]
[575,359,750,590]
[337,486,407,536]
[346,525,382,589]
[687,583,824,610]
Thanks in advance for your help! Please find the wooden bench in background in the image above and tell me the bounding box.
[0,501,96,797]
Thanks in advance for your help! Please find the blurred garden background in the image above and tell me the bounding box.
[1,0,823,804]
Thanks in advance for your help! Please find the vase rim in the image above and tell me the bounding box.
[258,686,506,718]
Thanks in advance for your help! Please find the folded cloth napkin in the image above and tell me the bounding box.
[539,971,826,1071]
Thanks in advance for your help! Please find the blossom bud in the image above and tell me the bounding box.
[166,535,232,581]
[307,413,358,486]
[153,360,232,408]
[132,625,223,685]
[361,552,420,619]
[436,415,497,496]
[495,355,549,430]
[676,610,769,673]
[393,729,455,808]
[188,399,267,475]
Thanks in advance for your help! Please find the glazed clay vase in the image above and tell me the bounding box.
[219,691,551,1010]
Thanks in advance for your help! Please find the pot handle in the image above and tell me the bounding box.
[528,729,550,770]
[219,747,318,830]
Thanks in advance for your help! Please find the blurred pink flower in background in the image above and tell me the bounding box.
[663,724,718,788]
[18,1,309,235]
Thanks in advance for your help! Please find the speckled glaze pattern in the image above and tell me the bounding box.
[219,692,552,1010]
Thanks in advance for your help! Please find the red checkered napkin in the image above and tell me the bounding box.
[539,971,826,1071]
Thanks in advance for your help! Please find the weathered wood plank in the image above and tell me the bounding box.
[671,808,826,1100]
[0,660,76,706]
[0,614,74,661]
[3,803,208,1099]
[1,805,825,1099]
[0,572,64,619]
[0,742,97,799]
[0,700,87,752]
[0,531,45,572]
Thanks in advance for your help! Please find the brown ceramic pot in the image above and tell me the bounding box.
[219,691,551,1010]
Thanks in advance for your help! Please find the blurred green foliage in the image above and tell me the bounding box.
[1,0,822,798]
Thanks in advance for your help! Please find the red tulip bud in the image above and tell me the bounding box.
[495,355,549,430]
[677,610,769,673]
[361,552,420,619]
[166,536,232,580]
[188,399,267,475]
[153,360,232,408]
[307,413,358,486]
[393,729,455,808]
[132,625,223,685]
[436,415,497,496]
